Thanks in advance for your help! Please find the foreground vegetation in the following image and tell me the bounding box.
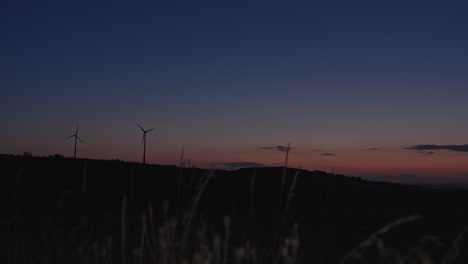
[1,154,468,263]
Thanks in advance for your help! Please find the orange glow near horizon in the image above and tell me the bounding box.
[8,142,468,181]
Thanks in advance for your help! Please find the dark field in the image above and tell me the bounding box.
[2,154,468,263]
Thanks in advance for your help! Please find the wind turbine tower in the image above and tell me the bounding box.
[137,124,154,164]
[66,125,83,158]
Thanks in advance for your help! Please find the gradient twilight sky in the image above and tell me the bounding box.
[1,0,467,181]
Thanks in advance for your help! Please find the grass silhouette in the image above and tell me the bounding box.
[2,154,468,263]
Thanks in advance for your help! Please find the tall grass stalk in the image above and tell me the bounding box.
[148,201,156,243]
[186,167,196,206]
[181,169,214,259]
[277,142,291,227]
[147,201,158,263]
[223,215,231,264]
[14,169,23,264]
[274,168,300,264]
[321,170,335,226]
[131,164,137,230]
[279,143,291,213]
[442,225,468,264]
[138,212,147,264]
[339,214,422,264]
[81,159,88,224]
[273,142,291,257]
[176,146,185,216]
[180,146,185,167]
[249,165,259,245]
[284,169,300,222]
[121,196,128,264]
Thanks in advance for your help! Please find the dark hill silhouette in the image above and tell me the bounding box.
[2,154,468,263]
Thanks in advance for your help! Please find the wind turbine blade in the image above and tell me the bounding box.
[146,128,155,133]
[66,135,75,139]
[137,123,145,132]
[76,125,79,135]
[77,136,83,143]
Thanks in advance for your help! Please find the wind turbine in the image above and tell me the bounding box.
[66,125,83,158]
[137,123,154,164]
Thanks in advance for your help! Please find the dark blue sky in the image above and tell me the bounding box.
[1,0,467,179]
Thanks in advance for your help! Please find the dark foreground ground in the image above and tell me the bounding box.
[2,154,468,263]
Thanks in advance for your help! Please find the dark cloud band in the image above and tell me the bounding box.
[405,144,468,153]
[256,145,294,152]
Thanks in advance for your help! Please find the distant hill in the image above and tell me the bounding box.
[363,173,468,190]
